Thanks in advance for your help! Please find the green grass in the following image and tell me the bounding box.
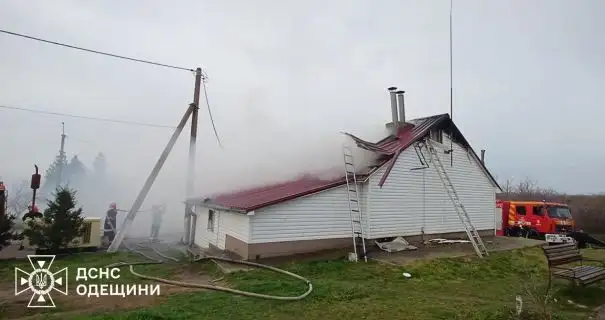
[2,248,605,320]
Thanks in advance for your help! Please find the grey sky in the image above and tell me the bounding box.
[1,0,603,210]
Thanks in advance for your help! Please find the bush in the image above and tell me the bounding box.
[0,209,15,251]
[23,186,86,253]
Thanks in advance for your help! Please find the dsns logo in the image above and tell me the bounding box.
[15,255,68,308]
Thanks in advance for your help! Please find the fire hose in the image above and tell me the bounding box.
[104,242,313,301]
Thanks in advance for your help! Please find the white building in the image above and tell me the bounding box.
[186,89,502,260]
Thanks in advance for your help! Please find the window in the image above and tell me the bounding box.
[516,205,526,215]
[207,209,215,232]
[533,205,544,216]
[430,129,443,143]
[547,206,572,219]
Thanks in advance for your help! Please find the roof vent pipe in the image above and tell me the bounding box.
[396,90,405,124]
[480,149,486,165]
[388,87,398,126]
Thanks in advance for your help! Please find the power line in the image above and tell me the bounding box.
[0,105,176,128]
[0,29,195,73]
[202,80,223,148]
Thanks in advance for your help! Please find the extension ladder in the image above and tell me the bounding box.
[422,140,489,258]
[342,146,368,262]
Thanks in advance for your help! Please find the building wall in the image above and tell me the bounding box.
[249,184,367,244]
[367,134,497,238]
[193,206,249,250]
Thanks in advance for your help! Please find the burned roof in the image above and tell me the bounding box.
[187,113,500,212]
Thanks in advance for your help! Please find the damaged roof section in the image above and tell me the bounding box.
[345,113,450,187]
[187,113,500,212]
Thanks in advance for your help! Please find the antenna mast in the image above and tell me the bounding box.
[449,0,454,166]
[57,122,67,188]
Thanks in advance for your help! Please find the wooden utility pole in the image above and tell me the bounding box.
[108,67,203,252]
[184,67,202,245]
[107,104,195,252]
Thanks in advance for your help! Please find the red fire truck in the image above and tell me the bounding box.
[496,199,605,247]
[496,200,574,239]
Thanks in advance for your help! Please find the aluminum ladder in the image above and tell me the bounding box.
[422,139,489,258]
[342,146,368,262]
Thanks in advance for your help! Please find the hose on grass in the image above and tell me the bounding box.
[104,242,313,301]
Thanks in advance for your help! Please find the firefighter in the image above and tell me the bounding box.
[104,203,119,243]
[149,204,165,242]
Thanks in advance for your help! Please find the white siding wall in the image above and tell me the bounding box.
[249,185,368,243]
[193,206,249,249]
[367,134,496,238]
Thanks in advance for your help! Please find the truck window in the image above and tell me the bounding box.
[516,205,526,215]
[533,205,544,216]
[547,206,572,219]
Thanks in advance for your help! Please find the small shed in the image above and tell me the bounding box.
[186,90,502,260]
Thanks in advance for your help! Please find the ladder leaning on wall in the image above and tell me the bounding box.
[421,139,489,258]
[342,146,368,262]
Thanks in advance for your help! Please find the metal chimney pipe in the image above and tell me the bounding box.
[480,149,486,164]
[388,87,398,126]
[396,90,405,124]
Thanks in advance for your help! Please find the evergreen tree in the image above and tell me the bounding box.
[64,155,87,189]
[0,211,14,251]
[92,152,107,178]
[0,186,15,250]
[42,151,68,194]
[23,186,86,253]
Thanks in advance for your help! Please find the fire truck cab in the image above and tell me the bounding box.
[496,200,575,239]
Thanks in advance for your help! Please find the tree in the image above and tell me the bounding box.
[0,185,15,250]
[0,210,15,251]
[64,155,88,189]
[92,152,107,178]
[6,180,30,219]
[23,186,86,253]
[42,151,68,194]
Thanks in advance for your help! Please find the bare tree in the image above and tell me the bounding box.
[7,180,30,218]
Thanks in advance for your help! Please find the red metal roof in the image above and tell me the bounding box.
[190,113,500,212]
[207,175,348,212]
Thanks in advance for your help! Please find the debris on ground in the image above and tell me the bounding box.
[375,237,418,253]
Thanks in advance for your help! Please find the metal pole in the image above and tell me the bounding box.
[183,67,202,245]
[31,165,39,210]
[107,104,194,252]
[57,122,66,188]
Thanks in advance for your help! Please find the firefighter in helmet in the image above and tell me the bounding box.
[104,203,119,243]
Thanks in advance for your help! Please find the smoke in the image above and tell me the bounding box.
[1,85,392,241]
